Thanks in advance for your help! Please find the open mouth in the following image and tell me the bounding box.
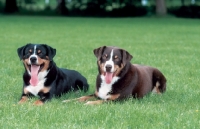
[27,63,45,86]
[27,63,44,73]
[103,70,117,84]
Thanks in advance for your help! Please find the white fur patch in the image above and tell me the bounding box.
[104,49,115,72]
[98,75,119,100]
[25,70,48,96]
[29,45,38,65]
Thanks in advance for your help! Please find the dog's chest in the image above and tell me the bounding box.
[25,71,47,96]
[98,75,119,100]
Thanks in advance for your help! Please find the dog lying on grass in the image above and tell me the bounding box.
[17,43,89,105]
[63,46,166,105]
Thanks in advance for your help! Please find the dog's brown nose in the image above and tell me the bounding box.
[105,64,112,72]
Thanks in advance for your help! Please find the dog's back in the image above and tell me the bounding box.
[60,68,89,92]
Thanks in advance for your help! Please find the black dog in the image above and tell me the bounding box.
[63,46,166,105]
[17,43,89,105]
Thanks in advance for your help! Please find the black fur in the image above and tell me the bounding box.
[17,43,89,104]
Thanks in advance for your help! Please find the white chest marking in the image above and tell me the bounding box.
[25,70,48,96]
[98,75,119,100]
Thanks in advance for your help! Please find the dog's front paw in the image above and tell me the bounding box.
[34,100,44,106]
[84,100,103,105]
[62,99,73,103]
[18,96,28,104]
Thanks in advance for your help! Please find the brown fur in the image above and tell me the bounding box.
[63,46,167,105]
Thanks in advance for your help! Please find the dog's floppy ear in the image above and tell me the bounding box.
[93,46,106,60]
[43,44,56,61]
[121,49,133,66]
[17,44,30,60]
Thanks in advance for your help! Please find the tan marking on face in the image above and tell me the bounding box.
[113,63,124,76]
[98,60,105,75]
[114,55,118,59]
[34,100,44,106]
[23,58,30,71]
[29,49,32,53]
[37,56,50,72]
[18,96,28,104]
[40,87,50,93]
[107,94,120,100]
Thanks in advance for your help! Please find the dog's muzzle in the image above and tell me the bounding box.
[30,56,37,64]
[105,64,112,72]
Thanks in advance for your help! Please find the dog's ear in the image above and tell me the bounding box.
[17,44,30,60]
[43,44,56,61]
[121,49,133,66]
[93,46,106,60]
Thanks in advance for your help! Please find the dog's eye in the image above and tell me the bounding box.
[38,52,43,56]
[37,50,43,56]
[27,52,32,55]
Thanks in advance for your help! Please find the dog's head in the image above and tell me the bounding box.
[94,46,132,84]
[17,43,56,85]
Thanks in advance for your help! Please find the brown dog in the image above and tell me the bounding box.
[63,46,166,105]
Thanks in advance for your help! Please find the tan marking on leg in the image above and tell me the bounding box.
[108,94,120,100]
[62,94,95,103]
[84,94,120,105]
[34,100,44,106]
[40,87,50,93]
[78,95,94,102]
[18,96,28,104]
[152,81,161,94]
[95,90,98,97]
[24,88,29,94]
[85,100,104,105]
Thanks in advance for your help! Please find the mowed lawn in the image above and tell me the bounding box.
[0,15,199,129]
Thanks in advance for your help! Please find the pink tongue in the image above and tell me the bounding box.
[30,65,40,86]
[105,72,113,84]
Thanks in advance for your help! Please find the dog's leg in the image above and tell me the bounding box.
[62,94,95,103]
[18,89,31,104]
[33,92,51,106]
[84,100,104,105]
[152,69,167,94]
[34,100,44,106]
[84,94,120,105]
[18,96,29,104]
[152,81,161,94]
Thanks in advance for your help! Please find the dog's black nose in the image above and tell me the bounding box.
[105,64,112,72]
[30,57,37,63]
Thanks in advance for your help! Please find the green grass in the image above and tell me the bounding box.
[0,16,199,129]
